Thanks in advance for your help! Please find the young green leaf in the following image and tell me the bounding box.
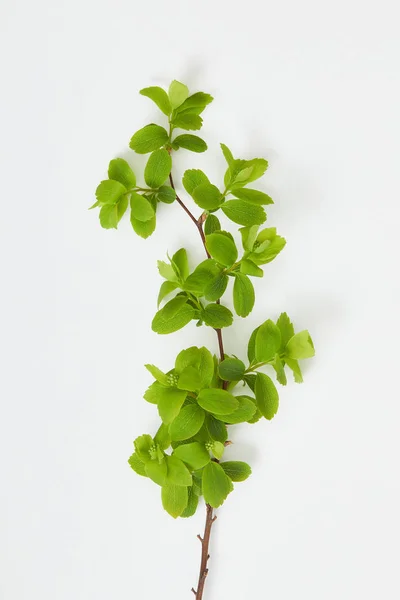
[240,259,263,277]
[205,232,238,267]
[204,214,221,234]
[152,296,195,335]
[154,423,171,451]
[175,346,201,373]
[157,281,179,307]
[96,180,126,205]
[177,366,202,392]
[222,200,266,227]
[157,185,176,204]
[255,319,281,362]
[239,224,259,252]
[173,134,207,152]
[158,260,179,282]
[173,442,210,470]
[176,92,213,115]
[193,183,222,210]
[233,273,255,317]
[197,388,238,415]
[285,331,315,359]
[128,452,147,477]
[184,260,221,295]
[201,303,233,328]
[204,273,228,302]
[220,461,252,482]
[145,363,169,385]
[251,235,286,265]
[210,440,225,460]
[140,86,172,115]
[213,395,256,424]
[231,188,273,205]
[108,158,136,189]
[99,204,119,229]
[131,214,156,238]
[161,484,188,518]
[144,149,172,188]
[130,193,155,221]
[202,462,233,508]
[169,404,206,441]
[285,357,304,383]
[272,355,287,386]
[276,312,295,351]
[204,414,228,443]
[134,434,154,462]
[171,248,189,281]
[182,169,210,196]
[197,347,215,388]
[218,358,246,381]
[168,80,189,109]
[181,486,199,518]
[255,373,279,420]
[247,327,259,363]
[130,124,169,154]
[165,455,192,486]
[173,113,203,131]
[157,386,187,424]
[145,459,168,486]
[220,143,235,166]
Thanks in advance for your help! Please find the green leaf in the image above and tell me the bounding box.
[204,214,221,234]
[169,404,206,441]
[130,192,155,221]
[276,312,295,351]
[272,355,287,386]
[168,80,189,109]
[239,225,259,251]
[211,441,225,460]
[99,204,119,229]
[145,459,168,486]
[181,486,199,518]
[173,113,203,131]
[143,381,163,404]
[247,327,259,363]
[154,423,171,451]
[205,232,238,267]
[173,442,210,470]
[108,158,136,189]
[175,346,201,373]
[201,303,233,328]
[165,455,192,486]
[205,414,228,443]
[175,347,215,389]
[152,296,195,334]
[184,259,221,295]
[177,366,202,392]
[193,183,222,210]
[255,319,281,362]
[144,149,172,188]
[240,259,263,277]
[233,273,255,317]
[220,143,235,166]
[144,364,169,385]
[171,248,189,281]
[161,484,188,518]
[128,452,147,476]
[176,92,213,115]
[131,214,156,238]
[95,180,126,205]
[202,462,233,508]
[204,273,228,302]
[255,373,279,420]
[285,331,315,359]
[222,200,266,226]
[285,357,304,383]
[130,124,169,154]
[231,188,273,205]
[157,386,187,424]
[214,395,256,424]
[197,389,238,415]
[173,134,207,152]
[157,185,176,204]
[182,169,210,196]
[244,373,256,393]
[230,158,269,187]
[218,358,246,381]
[251,235,286,265]
[157,260,179,282]
[140,86,172,115]
[220,461,252,482]
[157,281,179,307]
[134,434,153,462]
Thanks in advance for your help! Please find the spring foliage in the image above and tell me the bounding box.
[92,80,315,518]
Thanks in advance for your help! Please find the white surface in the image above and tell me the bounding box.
[1,1,399,598]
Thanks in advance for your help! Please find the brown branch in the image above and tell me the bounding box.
[192,504,216,600]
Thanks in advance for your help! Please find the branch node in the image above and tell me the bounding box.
[197,534,203,542]
[212,515,218,523]
[191,588,197,595]
[224,440,233,446]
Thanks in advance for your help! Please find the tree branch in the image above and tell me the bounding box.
[192,504,216,600]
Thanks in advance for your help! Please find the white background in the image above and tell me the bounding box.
[1,1,399,598]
